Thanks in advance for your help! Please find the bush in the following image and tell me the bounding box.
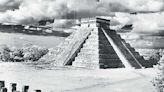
[149,52,161,62]
[22,46,49,61]
[0,45,49,62]
[0,45,11,62]
[153,55,164,92]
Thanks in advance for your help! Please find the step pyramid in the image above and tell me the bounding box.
[71,18,153,69]
[42,17,154,69]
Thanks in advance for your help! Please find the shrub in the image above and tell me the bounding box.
[10,48,24,62]
[153,55,164,92]
[0,45,11,62]
[0,45,49,62]
[22,46,49,61]
[149,52,161,62]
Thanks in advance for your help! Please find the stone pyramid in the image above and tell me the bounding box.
[71,18,153,69]
[42,17,154,69]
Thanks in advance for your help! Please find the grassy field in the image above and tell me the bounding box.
[0,32,65,48]
[0,63,157,92]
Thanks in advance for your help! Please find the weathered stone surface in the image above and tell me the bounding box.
[72,28,99,69]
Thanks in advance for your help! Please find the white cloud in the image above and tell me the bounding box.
[132,13,164,34]
[113,12,164,35]
[0,0,164,24]
[126,0,164,12]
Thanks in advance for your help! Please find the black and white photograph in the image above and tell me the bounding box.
[0,0,163,92]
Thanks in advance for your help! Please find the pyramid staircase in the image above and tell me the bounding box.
[72,28,99,69]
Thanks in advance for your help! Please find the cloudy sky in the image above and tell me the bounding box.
[0,0,163,24]
[0,0,164,49]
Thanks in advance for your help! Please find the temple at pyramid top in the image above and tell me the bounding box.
[42,17,155,69]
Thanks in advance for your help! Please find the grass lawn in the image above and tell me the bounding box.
[0,63,157,92]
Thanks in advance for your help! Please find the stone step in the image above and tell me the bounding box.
[82,46,98,49]
[98,30,107,35]
[77,52,98,57]
[85,39,99,43]
[84,39,98,43]
[83,42,98,46]
[84,43,98,47]
[99,64,124,69]
[124,43,131,47]
[74,56,99,64]
[99,61,124,69]
[99,58,121,63]
[138,61,154,68]
[99,40,111,45]
[116,34,121,38]
[86,37,98,40]
[123,43,136,52]
[72,62,99,69]
[89,32,98,34]
[78,51,98,55]
[99,43,112,46]
[73,60,99,65]
[83,44,98,48]
[77,53,99,56]
[80,48,98,52]
[99,49,116,54]
[90,33,98,36]
[98,33,107,37]
[105,30,117,35]
[91,30,98,33]
[127,48,136,52]
[138,61,150,66]
[89,33,98,37]
[99,44,113,49]
[99,58,124,68]
[76,54,99,59]
[85,40,98,43]
[99,36,108,40]
[77,50,98,56]
[121,39,126,43]
[87,40,98,43]
[99,54,120,59]
[136,57,154,68]
[136,56,145,60]
[77,54,96,59]
[74,57,98,63]
[98,32,106,36]
[132,52,141,57]
[125,55,144,62]
[88,33,98,37]
[124,54,144,60]
[99,49,115,53]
